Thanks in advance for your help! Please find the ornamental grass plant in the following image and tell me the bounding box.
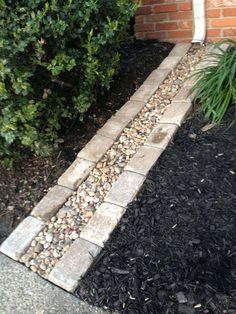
[191,40,236,125]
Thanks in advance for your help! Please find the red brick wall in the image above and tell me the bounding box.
[135,0,236,43]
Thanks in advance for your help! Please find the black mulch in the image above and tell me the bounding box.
[76,109,236,314]
[0,40,173,244]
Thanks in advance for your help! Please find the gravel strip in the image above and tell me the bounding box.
[20,45,206,278]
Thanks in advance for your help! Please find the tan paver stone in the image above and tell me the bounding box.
[145,123,178,150]
[159,100,192,126]
[183,75,198,87]
[168,43,191,57]
[58,158,95,190]
[105,171,145,208]
[77,134,114,163]
[144,68,171,86]
[80,203,125,248]
[115,100,146,121]
[31,185,73,221]
[158,56,182,70]
[0,216,45,261]
[125,145,163,176]
[173,86,194,102]
[97,115,130,140]
[48,238,101,292]
[130,84,158,103]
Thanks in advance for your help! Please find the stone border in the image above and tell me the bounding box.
[1,43,210,292]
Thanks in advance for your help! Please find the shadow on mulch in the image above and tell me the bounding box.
[0,40,173,244]
[76,109,236,314]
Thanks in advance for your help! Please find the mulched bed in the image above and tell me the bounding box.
[76,109,236,314]
[0,40,173,244]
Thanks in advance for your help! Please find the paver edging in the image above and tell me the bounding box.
[0,43,200,293]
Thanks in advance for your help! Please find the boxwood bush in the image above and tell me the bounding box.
[0,0,136,162]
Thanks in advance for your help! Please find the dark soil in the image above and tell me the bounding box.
[76,109,236,314]
[0,40,173,244]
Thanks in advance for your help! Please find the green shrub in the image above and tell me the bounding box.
[191,40,236,125]
[0,0,136,161]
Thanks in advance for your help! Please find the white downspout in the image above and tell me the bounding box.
[192,0,206,44]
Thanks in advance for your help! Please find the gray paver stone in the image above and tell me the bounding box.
[105,171,145,207]
[48,238,101,292]
[144,68,171,86]
[183,75,198,87]
[80,202,125,247]
[125,145,163,176]
[115,100,146,121]
[168,43,191,57]
[173,86,194,102]
[58,158,95,190]
[97,115,130,140]
[145,123,178,150]
[77,134,114,163]
[130,84,158,103]
[0,216,45,260]
[159,99,192,126]
[31,185,73,221]
[158,56,182,70]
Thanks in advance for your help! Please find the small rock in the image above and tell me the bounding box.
[45,232,53,243]
[65,199,72,207]
[44,243,50,249]
[20,253,32,264]
[31,240,37,247]
[52,250,60,258]
[176,292,188,304]
[57,218,62,224]
[69,232,79,240]
[30,265,38,272]
[84,211,93,218]
[39,263,47,271]
[34,242,44,253]
[29,259,39,266]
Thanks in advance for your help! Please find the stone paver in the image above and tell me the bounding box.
[145,123,178,150]
[105,171,145,208]
[168,43,191,57]
[183,75,198,87]
[144,68,171,86]
[130,84,158,103]
[31,185,73,221]
[173,86,194,102]
[97,115,130,140]
[158,56,182,70]
[58,158,95,190]
[0,254,106,314]
[0,217,44,261]
[125,145,163,176]
[159,99,192,126]
[80,202,125,248]
[48,238,101,292]
[115,100,146,121]
[77,134,113,163]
